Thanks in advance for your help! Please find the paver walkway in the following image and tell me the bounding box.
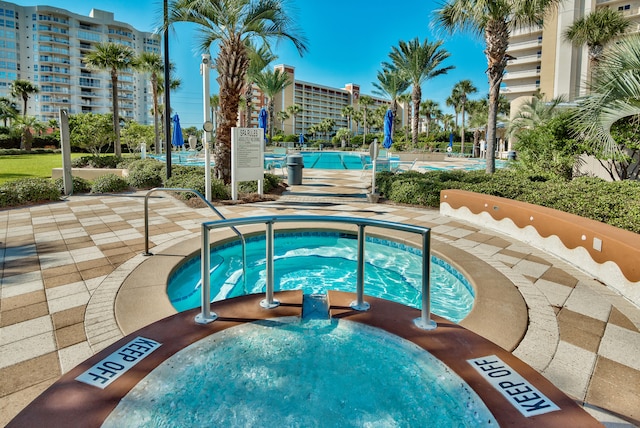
[1,168,639,427]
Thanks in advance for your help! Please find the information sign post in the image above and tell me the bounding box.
[231,128,264,200]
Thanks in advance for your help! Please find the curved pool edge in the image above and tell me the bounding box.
[8,291,600,428]
[115,224,527,352]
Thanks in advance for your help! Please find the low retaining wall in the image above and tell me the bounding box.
[51,168,128,180]
[396,152,446,162]
[440,189,640,306]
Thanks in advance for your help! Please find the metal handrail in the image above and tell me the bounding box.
[195,215,437,331]
[143,187,247,290]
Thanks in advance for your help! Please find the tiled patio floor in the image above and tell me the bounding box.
[1,167,639,426]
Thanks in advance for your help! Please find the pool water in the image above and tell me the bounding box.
[168,232,475,323]
[102,318,497,427]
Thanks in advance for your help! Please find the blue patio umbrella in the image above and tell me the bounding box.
[258,107,268,140]
[172,114,184,148]
[382,109,393,149]
[448,132,454,152]
[299,133,304,144]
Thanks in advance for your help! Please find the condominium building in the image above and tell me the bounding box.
[0,1,160,123]
[250,64,402,137]
[503,0,640,113]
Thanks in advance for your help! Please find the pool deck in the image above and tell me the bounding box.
[1,162,639,426]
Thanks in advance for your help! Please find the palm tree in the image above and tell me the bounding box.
[358,95,374,145]
[572,34,640,157]
[254,68,292,144]
[0,96,18,127]
[10,79,39,118]
[84,42,136,157]
[419,99,441,137]
[435,0,561,173]
[385,37,453,147]
[169,0,307,183]
[276,110,289,131]
[508,93,565,137]
[397,93,412,143]
[244,42,277,127]
[136,52,164,154]
[452,79,478,154]
[564,8,630,85]
[446,93,461,129]
[351,109,363,137]
[372,67,410,134]
[287,104,304,135]
[13,115,44,151]
[341,104,355,133]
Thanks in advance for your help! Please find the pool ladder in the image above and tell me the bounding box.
[143,187,247,291]
[197,215,438,331]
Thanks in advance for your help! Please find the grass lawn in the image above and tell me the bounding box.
[0,153,85,185]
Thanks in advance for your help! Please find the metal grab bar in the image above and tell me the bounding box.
[143,187,247,294]
[196,215,437,331]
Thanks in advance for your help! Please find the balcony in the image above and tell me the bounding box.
[506,53,541,66]
[507,38,542,53]
[501,82,540,95]
[503,69,541,80]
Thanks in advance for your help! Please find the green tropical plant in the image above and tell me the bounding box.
[254,68,292,144]
[435,0,561,173]
[13,115,44,152]
[452,79,478,153]
[287,104,304,135]
[276,110,289,131]
[372,67,410,134]
[136,52,164,154]
[508,93,565,137]
[564,8,630,72]
[0,96,18,126]
[169,0,307,184]
[419,99,441,137]
[10,79,39,118]
[244,42,277,127]
[84,42,136,157]
[384,37,453,147]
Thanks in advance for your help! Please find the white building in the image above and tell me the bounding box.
[0,2,160,123]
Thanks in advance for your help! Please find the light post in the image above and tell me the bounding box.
[201,54,213,201]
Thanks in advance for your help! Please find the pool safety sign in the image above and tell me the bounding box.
[468,355,560,417]
[76,337,161,389]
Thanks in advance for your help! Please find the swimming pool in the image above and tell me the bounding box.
[150,151,399,170]
[168,232,475,323]
[102,318,497,427]
[420,159,508,171]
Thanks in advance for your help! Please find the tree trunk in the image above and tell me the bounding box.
[460,101,466,155]
[215,34,249,183]
[111,70,121,157]
[412,87,421,147]
[152,75,160,155]
[484,20,509,174]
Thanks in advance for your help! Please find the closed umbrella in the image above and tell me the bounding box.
[258,107,268,141]
[172,114,184,148]
[382,109,393,149]
[448,132,454,153]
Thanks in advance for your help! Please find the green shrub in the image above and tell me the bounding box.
[90,174,130,193]
[126,158,165,189]
[72,155,122,169]
[165,166,230,200]
[238,173,282,193]
[0,178,60,207]
[52,176,92,194]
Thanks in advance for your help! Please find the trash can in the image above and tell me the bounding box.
[507,151,517,160]
[287,154,304,185]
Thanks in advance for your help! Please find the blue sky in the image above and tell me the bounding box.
[20,0,489,129]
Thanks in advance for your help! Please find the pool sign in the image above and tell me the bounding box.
[468,355,560,417]
[76,337,161,389]
[231,127,264,200]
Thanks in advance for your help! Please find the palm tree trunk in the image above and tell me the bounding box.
[111,71,121,157]
[152,75,160,155]
[460,103,466,155]
[412,87,421,147]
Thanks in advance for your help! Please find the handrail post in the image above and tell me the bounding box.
[350,224,370,311]
[414,229,436,330]
[195,223,217,324]
[260,220,280,308]
[143,192,152,255]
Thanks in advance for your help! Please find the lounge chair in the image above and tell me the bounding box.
[391,159,417,174]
